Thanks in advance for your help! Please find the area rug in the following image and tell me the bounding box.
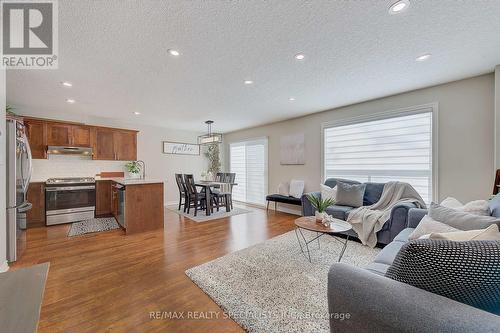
[186,230,380,333]
[68,217,120,236]
[167,205,252,222]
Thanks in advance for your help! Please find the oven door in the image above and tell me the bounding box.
[45,185,96,213]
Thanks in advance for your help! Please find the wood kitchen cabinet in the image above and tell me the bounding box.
[114,130,137,161]
[71,125,91,147]
[92,127,138,161]
[95,180,112,216]
[23,117,138,161]
[26,182,45,228]
[24,119,46,159]
[46,122,73,146]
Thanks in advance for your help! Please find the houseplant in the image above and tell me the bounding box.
[306,194,335,222]
[204,144,221,179]
[125,161,141,179]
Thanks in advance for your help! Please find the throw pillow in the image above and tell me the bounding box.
[440,197,490,216]
[409,215,460,240]
[277,182,289,196]
[429,203,500,230]
[320,184,337,201]
[289,179,305,198]
[385,239,500,315]
[335,181,366,208]
[429,224,500,241]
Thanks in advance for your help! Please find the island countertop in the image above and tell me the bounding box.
[95,177,165,186]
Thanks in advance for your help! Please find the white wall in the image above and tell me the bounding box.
[224,74,495,214]
[20,111,207,205]
[0,69,7,272]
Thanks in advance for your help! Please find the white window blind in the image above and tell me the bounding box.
[324,111,433,203]
[229,139,268,205]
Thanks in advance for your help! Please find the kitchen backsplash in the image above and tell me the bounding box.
[31,155,126,181]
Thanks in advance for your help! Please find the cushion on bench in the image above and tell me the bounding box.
[266,194,302,205]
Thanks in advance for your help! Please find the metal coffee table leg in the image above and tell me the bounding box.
[295,227,323,263]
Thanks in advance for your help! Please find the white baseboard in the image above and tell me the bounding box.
[165,200,178,206]
[0,260,9,273]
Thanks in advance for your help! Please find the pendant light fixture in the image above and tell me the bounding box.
[198,120,223,145]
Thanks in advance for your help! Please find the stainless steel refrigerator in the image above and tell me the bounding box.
[6,118,33,262]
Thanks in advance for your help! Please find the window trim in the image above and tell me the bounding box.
[228,136,269,207]
[320,103,439,202]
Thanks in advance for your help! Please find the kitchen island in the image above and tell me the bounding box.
[96,178,164,235]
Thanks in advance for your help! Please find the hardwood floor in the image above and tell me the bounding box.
[12,206,297,332]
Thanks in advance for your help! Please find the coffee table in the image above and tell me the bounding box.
[294,216,353,263]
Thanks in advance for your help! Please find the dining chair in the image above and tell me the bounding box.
[225,173,236,210]
[183,174,206,216]
[174,173,187,212]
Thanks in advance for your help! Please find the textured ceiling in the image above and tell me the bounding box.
[6,0,500,133]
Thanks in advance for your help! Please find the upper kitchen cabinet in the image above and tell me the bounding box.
[71,125,91,147]
[91,127,137,161]
[114,130,137,161]
[24,118,46,159]
[46,122,73,146]
[93,127,115,160]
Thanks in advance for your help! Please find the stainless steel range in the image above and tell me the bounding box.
[45,177,96,225]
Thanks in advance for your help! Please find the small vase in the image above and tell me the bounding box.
[315,211,326,222]
[128,172,140,179]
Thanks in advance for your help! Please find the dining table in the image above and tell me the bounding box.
[195,180,237,216]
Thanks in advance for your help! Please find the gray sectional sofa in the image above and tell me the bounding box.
[301,178,418,245]
[327,199,500,332]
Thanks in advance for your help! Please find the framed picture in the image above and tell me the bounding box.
[162,141,200,155]
[280,133,305,165]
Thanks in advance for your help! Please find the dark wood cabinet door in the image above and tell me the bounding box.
[24,119,46,159]
[95,181,112,216]
[46,122,72,146]
[26,182,45,228]
[114,131,137,161]
[71,125,91,147]
[95,128,115,160]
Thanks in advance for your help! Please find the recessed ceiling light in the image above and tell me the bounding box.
[61,81,72,87]
[294,53,305,60]
[66,99,75,104]
[416,53,431,62]
[133,111,141,115]
[289,97,296,101]
[389,0,410,14]
[244,80,253,85]
[168,49,180,56]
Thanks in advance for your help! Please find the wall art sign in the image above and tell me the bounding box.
[162,141,200,155]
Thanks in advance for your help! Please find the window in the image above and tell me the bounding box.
[229,138,268,205]
[323,109,434,203]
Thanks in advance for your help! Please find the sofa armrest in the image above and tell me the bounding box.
[407,208,428,228]
[386,202,416,240]
[301,192,320,216]
[328,263,500,333]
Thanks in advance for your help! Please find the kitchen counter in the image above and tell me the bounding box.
[95,177,164,186]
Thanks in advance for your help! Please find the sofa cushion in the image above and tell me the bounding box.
[363,182,385,206]
[429,203,500,230]
[336,181,366,208]
[385,239,500,315]
[372,241,405,265]
[393,228,415,242]
[325,205,354,220]
[489,194,500,218]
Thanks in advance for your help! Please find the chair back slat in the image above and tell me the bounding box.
[183,174,197,195]
[175,174,185,193]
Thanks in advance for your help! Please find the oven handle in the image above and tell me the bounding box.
[46,186,96,191]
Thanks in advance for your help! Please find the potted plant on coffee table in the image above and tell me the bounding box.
[306,194,335,222]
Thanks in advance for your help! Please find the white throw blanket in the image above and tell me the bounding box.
[347,182,426,247]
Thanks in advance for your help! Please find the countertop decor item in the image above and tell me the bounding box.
[124,161,141,179]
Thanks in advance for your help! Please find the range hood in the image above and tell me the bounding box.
[47,146,93,156]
